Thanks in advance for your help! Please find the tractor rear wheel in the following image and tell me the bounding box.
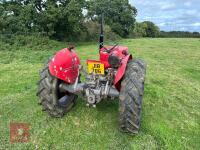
[37,58,77,117]
[119,59,146,134]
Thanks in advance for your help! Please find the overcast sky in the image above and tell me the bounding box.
[130,0,200,32]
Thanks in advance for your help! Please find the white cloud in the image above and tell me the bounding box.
[184,2,191,7]
[132,0,152,6]
[185,10,198,15]
[160,3,176,10]
[157,23,166,27]
[180,27,186,31]
[192,22,200,27]
[131,0,200,31]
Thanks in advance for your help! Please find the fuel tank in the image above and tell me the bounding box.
[49,48,80,84]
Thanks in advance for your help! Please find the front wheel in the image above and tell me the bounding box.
[119,59,146,134]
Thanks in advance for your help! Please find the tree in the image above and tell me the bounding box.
[141,21,160,37]
[0,0,86,41]
[33,0,86,40]
[159,31,200,38]
[130,22,147,37]
[87,0,137,38]
[2,0,43,33]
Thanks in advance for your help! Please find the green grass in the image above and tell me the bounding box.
[0,38,200,149]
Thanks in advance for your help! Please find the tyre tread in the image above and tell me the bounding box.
[119,59,146,134]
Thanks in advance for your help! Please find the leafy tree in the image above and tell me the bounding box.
[82,21,121,41]
[33,0,86,40]
[0,0,86,41]
[87,0,137,38]
[130,22,147,37]
[141,21,160,37]
[0,0,140,40]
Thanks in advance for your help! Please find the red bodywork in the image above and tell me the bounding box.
[49,46,132,91]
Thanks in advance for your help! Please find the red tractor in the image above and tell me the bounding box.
[37,17,146,134]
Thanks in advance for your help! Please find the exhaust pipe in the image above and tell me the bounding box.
[99,13,104,51]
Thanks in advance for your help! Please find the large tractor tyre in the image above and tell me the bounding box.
[37,58,77,118]
[119,59,146,134]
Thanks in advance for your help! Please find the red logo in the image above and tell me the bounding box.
[10,123,30,143]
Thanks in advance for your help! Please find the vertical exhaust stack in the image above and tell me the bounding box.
[99,14,104,51]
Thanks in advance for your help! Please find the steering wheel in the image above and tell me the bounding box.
[102,44,118,53]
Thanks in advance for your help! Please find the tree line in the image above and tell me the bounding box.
[159,31,200,38]
[0,0,137,41]
[0,0,199,41]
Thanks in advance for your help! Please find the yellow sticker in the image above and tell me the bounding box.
[87,62,105,75]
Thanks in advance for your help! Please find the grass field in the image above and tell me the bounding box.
[0,38,200,149]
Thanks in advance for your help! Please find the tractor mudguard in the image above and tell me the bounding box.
[114,54,132,91]
[49,48,80,84]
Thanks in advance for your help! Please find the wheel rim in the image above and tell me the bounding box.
[52,78,75,108]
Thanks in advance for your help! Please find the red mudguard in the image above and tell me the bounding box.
[114,54,132,91]
[49,48,80,84]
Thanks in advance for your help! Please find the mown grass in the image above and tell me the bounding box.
[0,38,200,149]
